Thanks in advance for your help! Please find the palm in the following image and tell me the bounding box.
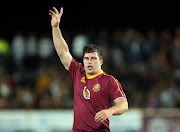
[51,14,60,27]
[49,7,63,27]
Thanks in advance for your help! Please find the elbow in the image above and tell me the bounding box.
[121,101,129,114]
[114,98,129,115]
[116,103,129,115]
[58,51,65,57]
[125,105,129,112]
[116,106,128,115]
[125,101,129,112]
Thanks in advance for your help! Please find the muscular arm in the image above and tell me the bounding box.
[109,98,128,115]
[49,7,72,70]
[95,98,128,123]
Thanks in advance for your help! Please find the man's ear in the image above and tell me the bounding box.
[100,59,103,66]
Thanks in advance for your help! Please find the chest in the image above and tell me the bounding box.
[74,75,109,100]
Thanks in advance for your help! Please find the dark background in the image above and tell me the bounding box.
[1,0,179,40]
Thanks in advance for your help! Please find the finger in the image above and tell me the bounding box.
[95,114,101,122]
[49,10,55,15]
[95,116,102,122]
[96,114,106,122]
[94,111,102,119]
[59,7,63,16]
[95,110,105,117]
[49,13,55,17]
[96,115,104,122]
[53,7,59,14]
[100,116,107,123]
[49,13,53,16]
[95,112,104,122]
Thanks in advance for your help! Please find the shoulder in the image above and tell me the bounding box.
[102,72,117,79]
[100,72,111,79]
[101,72,119,83]
[67,57,85,79]
[71,58,84,70]
[74,61,85,75]
[102,73,123,90]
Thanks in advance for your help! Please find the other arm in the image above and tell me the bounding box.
[49,7,72,70]
[94,98,128,123]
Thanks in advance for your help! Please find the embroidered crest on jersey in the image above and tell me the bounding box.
[93,84,101,93]
[83,86,90,99]
[81,77,86,83]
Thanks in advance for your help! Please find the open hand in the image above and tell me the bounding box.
[49,7,63,27]
[94,109,113,123]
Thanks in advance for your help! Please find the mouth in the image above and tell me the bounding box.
[87,66,92,70]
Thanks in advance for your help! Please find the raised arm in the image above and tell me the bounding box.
[49,7,72,70]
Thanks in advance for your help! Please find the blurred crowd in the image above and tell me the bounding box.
[0,26,180,109]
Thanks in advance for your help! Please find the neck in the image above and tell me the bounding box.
[86,70,103,79]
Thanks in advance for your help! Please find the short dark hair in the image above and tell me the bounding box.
[83,44,103,60]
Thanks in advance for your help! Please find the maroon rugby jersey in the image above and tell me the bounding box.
[67,58,126,132]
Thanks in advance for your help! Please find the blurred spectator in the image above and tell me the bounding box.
[159,78,176,107]
[172,37,180,68]
[49,65,64,108]
[38,33,54,59]
[129,31,144,64]
[95,28,110,69]
[174,88,180,108]
[19,86,34,108]
[0,38,10,58]
[142,29,159,62]
[146,86,160,108]
[71,32,88,63]
[0,74,10,98]
[172,27,180,88]
[11,32,26,68]
[35,65,52,93]
[159,30,173,72]
[24,32,39,70]
[38,90,52,109]
[110,46,124,70]
[121,28,135,62]
[26,32,37,57]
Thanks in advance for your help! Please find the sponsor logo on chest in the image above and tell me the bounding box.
[83,86,90,99]
[93,84,101,93]
[81,77,101,99]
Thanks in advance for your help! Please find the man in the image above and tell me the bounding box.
[49,7,128,132]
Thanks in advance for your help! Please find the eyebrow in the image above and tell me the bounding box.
[84,56,97,59]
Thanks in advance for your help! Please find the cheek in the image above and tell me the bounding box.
[83,62,86,67]
[94,61,101,66]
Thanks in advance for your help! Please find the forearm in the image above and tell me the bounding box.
[109,99,128,115]
[52,26,69,56]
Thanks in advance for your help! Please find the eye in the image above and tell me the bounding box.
[84,57,89,60]
[91,57,97,60]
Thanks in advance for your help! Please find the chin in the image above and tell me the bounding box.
[87,70,95,75]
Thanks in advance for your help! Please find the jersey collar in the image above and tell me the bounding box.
[86,70,104,79]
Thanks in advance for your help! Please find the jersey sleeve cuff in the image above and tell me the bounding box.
[113,97,126,103]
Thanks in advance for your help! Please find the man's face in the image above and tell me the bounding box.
[83,52,103,75]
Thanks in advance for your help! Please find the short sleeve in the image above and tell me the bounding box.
[66,57,83,82]
[109,76,126,103]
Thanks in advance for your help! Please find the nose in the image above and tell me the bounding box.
[88,59,92,63]
[87,59,93,64]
